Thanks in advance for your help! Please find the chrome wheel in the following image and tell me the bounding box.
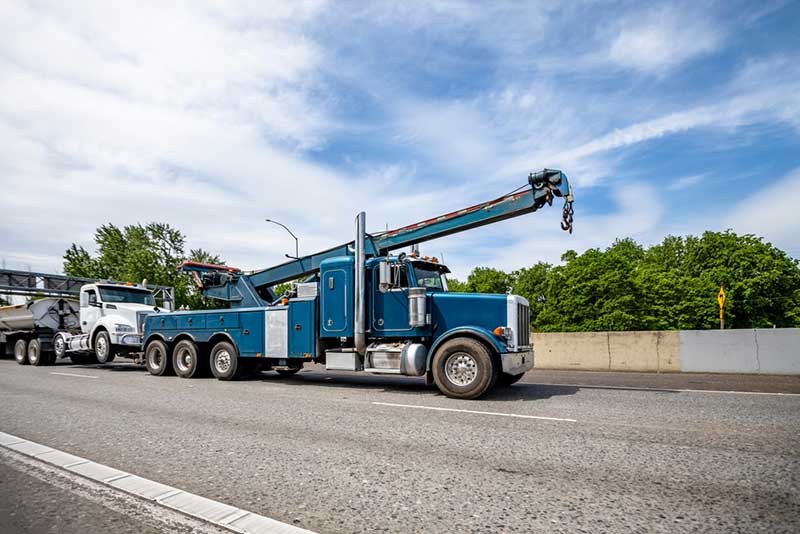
[175,346,193,373]
[54,335,66,358]
[215,350,231,373]
[149,349,163,368]
[445,352,478,386]
[96,336,108,359]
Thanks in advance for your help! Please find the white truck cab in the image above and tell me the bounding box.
[56,282,169,364]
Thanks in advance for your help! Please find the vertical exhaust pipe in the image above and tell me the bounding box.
[354,211,366,355]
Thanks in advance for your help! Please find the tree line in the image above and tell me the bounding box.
[63,223,223,310]
[63,224,800,330]
[448,231,800,331]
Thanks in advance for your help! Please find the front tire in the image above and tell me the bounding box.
[145,340,173,376]
[94,331,115,364]
[432,338,496,399]
[173,340,203,378]
[209,341,240,381]
[14,339,29,365]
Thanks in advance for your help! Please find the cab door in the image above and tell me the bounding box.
[80,288,101,334]
[371,264,413,335]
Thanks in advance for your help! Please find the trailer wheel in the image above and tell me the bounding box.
[14,339,29,365]
[94,331,115,364]
[145,340,173,376]
[210,341,240,381]
[432,337,496,400]
[173,340,203,378]
[28,339,45,366]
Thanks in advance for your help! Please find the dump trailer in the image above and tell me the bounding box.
[0,269,174,366]
[142,169,574,399]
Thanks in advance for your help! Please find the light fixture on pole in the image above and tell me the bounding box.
[265,219,299,259]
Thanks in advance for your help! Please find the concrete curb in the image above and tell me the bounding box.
[0,431,316,534]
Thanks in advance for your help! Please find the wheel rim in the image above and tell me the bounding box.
[28,345,38,363]
[445,352,478,386]
[15,342,25,362]
[149,348,163,369]
[176,346,193,372]
[96,336,108,359]
[215,350,231,373]
[54,336,65,357]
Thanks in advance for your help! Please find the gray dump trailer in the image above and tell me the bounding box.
[0,298,80,365]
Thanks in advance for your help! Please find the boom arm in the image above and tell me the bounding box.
[181,169,573,304]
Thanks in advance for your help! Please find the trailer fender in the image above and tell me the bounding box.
[143,332,168,348]
[427,326,506,371]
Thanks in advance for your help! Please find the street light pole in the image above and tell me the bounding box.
[265,219,299,259]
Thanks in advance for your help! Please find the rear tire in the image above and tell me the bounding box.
[14,339,29,365]
[497,372,525,387]
[432,337,496,400]
[28,339,44,366]
[173,340,202,378]
[53,333,67,360]
[210,341,240,380]
[145,340,173,376]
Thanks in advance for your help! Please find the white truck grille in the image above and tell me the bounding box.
[517,302,530,347]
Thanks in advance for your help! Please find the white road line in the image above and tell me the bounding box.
[530,382,800,397]
[372,401,577,422]
[0,431,316,534]
[50,372,98,379]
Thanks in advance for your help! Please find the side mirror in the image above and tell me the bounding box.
[379,262,392,293]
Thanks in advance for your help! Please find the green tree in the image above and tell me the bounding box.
[63,223,224,310]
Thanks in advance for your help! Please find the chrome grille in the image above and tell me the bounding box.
[517,302,530,347]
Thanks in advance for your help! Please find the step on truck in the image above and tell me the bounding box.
[142,169,574,399]
[0,270,173,366]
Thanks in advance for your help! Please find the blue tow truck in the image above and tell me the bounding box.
[142,169,574,399]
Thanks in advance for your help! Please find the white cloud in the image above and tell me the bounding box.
[606,8,723,73]
[667,174,704,191]
[724,167,800,252]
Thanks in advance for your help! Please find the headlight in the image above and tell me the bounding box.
[493,326,514,347]
[115,324,135,333]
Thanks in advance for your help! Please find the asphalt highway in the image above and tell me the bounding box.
[1,359,798,533]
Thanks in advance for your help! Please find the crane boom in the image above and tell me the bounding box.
[180,168,573,303]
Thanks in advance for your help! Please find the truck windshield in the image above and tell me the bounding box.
[413,266,447,291]
[98,287,156,305]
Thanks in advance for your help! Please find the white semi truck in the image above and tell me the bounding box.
[0,270,173,366]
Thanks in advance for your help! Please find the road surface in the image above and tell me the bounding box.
[1,359,798,533]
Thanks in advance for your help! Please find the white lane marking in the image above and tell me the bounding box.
[50,372,98,379]
[372,401,577,422]
[530,382,800,397]
[0,431,316,534]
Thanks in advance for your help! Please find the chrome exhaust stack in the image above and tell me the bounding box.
[354,211,366,355]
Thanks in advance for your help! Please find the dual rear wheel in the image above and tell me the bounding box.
[14,339,55,366]
[145,340,242,380]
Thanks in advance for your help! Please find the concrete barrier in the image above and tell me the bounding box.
[532,328,799,375]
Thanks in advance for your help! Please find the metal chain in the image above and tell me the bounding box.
[561,198,574,234]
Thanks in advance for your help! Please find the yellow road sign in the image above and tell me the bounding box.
[718,287,726,308]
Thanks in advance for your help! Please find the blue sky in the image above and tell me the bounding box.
[1,0,799,279]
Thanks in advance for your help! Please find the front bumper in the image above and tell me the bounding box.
[501,348,533,375]
[112,333,143,347]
